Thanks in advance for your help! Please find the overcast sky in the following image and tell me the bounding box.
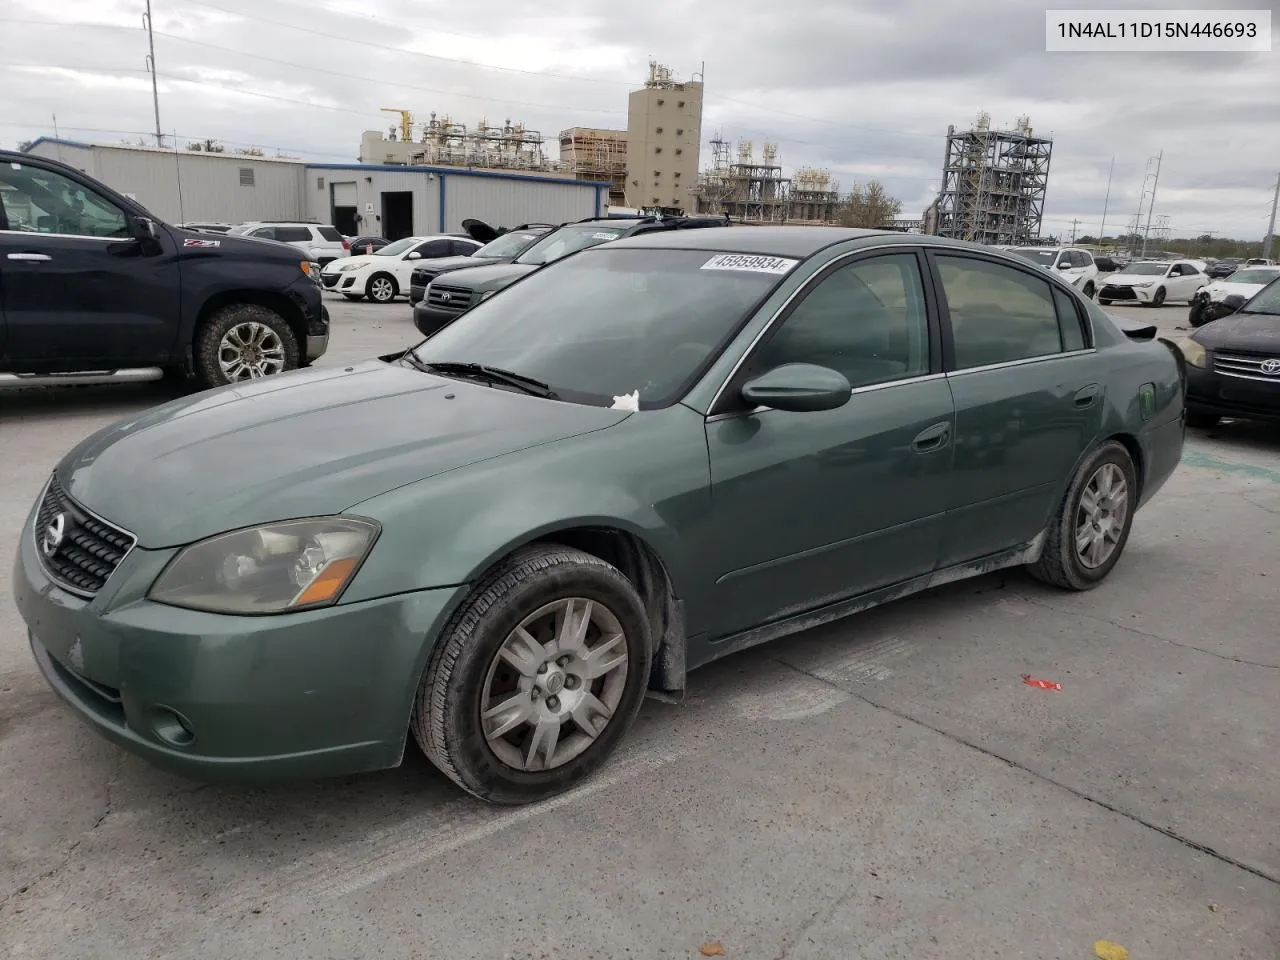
[2,0,1277,240]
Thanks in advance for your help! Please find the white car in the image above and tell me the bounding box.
[1005,246,1100,299]
[228,221,351,267]
[1097,259,1208,307]
[321,235,484,302]
[1188,266,1280,326]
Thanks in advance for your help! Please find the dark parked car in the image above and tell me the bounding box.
[0,150,328,391]
[1206,258,1244,279]
[408,222,555,304]
[15,227,1184,804]
[1179,277,1280,426]
[347,235,388,256]
[413,215,728,338]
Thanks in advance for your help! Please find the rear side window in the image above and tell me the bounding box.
[936,255,1065,369]
[274,226,312,243]
[1051,287,1087,351]
[317,226,343,242]
[249,227,275,239]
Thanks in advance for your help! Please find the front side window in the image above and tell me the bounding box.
[936,255,1065,369]
[752,253,930,389]
[317,226,343,242]
[411,248,786,408]
[414,240,453,259]
[0,163,129,238]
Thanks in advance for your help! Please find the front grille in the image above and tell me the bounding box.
[33,474,136,598]
[1212,351,1280,384]
[320,273,339,288]
[426,284,475,313]
[1099,285,1137,300]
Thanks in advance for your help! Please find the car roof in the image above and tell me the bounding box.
[602,225,890,257]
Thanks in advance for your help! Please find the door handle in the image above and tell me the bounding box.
[911,421,951,452]
[1074,384,1100,408]
[7,252,52,261]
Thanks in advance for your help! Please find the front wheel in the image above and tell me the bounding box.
[1144,287,1166,308]
[1188,298,1207,327]
[1027,441,1137,591]
[367,273,398,303]
[193,304,299,389]
[412,544,652,804]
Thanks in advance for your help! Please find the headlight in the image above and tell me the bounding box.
[478,290,497,302]
[1132,281,1154,288]
[1176,337,1207,369]
[339,261,367,273]
[148,517,379,615]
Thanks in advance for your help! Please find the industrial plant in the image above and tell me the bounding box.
[690,138,842,224]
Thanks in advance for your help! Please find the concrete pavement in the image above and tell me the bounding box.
[1,294,1275,959]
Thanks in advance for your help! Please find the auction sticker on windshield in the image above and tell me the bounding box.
[701,253,800,274]
[592,232,622,240]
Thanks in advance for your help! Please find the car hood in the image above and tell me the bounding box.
[1105,272,1165,285]
[430,262,538,292]
[56,360,631,548]
[1192,311,1280,351]
[180,229,299,262]
[322,253,381,272]
[1205,281,1266,301]
[413,254,502,274]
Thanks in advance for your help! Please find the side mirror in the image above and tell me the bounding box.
[1057,262,1071,270]
[406,251,421,260]
[130,216,157,241]
[740,363,851,413]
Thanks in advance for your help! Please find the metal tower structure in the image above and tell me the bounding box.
[933,113,1053,245]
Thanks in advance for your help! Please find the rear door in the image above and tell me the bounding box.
[0,158,181,369]
[928,249,1103,566]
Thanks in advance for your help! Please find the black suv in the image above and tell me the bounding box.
[0,150,328,391]
[408,221,555,304]
[412,215,728,338]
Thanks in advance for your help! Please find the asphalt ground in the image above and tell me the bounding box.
[0,289,1276,959]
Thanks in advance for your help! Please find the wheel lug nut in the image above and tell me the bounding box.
[564,676,578,689]
[547,696,560,710]
[537,662,548,674]
[556,656,569,667]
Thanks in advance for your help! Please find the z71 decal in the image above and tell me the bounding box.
[183,238,221,247]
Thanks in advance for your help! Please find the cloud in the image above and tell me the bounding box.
[2,0,1276,238]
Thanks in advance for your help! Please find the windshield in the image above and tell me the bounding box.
[1240,278,1280,316]
[411,248,789,408]
[1009,250,1058,266]
[476,231,545,259]
[1121,262,1169,276]
[1230,269,1280,285]
[374,237,420,257]
[515,224,632,265]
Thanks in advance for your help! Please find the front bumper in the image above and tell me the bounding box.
[1098,283,1157,303]
[13,504,463,782]
[1186,360,1280,422]
[413,301,464,338]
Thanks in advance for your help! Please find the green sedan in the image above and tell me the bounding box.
[14,227,1186,804]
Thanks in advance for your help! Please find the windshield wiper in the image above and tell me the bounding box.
[421,361,558,399]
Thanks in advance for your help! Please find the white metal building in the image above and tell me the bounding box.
[20,139,609,237]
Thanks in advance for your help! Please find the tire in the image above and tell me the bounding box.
[1082,282,1095,300]
[1027,440,1138,591]
[192,304,300,390]
[367,273,398,303]
[1144,287,1166,308]
[1098,298,1112,306]
[1186,410,1221,429]
[1188,299,1207,327]
[412,544,652,805]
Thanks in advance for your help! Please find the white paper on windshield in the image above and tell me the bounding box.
[700,253,799,275]
[610,390,640,412]
[592,232,621,240]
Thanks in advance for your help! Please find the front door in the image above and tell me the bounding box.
[703,250,955,638]
[928,251,1104,566]
[0,159,181,369]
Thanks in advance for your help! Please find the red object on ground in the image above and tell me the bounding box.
[1022,674,1063,691]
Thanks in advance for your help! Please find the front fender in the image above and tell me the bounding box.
[339,405,713,606]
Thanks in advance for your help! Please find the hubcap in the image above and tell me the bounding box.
[1075,462,1129,569]
[372,278,393,300]
[217,321,286,381]
[480,597,629,773]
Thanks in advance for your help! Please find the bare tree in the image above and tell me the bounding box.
[837,181,902,228]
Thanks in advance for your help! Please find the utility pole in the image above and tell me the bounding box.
[1070,218,1080,243]
[1098,156,1114,247]
[143,0,163,147]
[1141,149,1163,258]
[1263,172,1280,261]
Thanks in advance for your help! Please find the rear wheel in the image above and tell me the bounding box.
[412,544,652,805]
[1098,298,1112,306]
[193,304,299,389]
[1027,441,1137,591]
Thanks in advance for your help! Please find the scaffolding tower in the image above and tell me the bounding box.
[932,113,1052,245]
[692,137,840,223]
[371,111,564,172]
[559,127,628,204]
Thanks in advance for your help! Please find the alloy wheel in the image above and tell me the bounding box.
[1075,462,1129,569]
[370,277,395,302]
[479,597,629,773]
[217,322,286,380]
